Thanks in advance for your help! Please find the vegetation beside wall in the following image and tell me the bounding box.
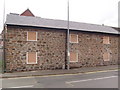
[0,60,2,72]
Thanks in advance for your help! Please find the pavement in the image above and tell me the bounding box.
[0,65,118,78]
[2,67,118,88]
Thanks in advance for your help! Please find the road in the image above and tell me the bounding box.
[2,70,118,88]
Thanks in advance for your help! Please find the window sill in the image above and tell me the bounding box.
[26,63,38,64]
[27,40,37,41]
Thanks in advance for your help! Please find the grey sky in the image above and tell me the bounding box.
[0,0,119,33]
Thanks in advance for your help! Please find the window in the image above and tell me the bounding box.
[27,31,37,41]
[103,52,110,61]
[70,34,78,43]
[103,36,110,44]
[27,52,37,64]
[70,52,78,62]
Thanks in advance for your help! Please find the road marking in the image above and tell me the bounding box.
[84,69,118,74]
[66,76,118,84]
[9,85,34,88]
[3,69,118,80]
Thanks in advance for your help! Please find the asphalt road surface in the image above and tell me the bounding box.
[2,70,118,88]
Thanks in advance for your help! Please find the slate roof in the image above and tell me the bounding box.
[112,27,120,32]
[6,14,119,34]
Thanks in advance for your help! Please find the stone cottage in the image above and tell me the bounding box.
[3,9,119,72]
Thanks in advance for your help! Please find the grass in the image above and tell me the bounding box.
[0,60,3,73]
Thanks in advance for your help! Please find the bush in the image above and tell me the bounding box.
[0,60,2,72]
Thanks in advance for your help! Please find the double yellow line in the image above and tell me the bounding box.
[4,68,118,79]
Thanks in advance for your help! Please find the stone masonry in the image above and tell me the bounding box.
[5,26,66,72]
[5,25,119,72]
[69,31,118,68]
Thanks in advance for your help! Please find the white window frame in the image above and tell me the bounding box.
[70,34,78,43]
[103,52,110,61]
[70,52,78,62]
[26,52,38,64]
[103,36,110,44]
[27,31,38,41]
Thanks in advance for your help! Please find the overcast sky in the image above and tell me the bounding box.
[0,0,119,33]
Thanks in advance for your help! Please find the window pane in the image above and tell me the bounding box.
[28,32,37,41]
[70,52,78,62]
[70,34,78,43]
[103,36,109,44]
[103,52,110,61]
[27,52,37,64]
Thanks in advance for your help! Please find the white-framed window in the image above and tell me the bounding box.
[70,34,78,43]
[103,36,110,44]
[26,52,37,64]
[103,52,110,61]
[27,31,37,41]
[70,52,78,62]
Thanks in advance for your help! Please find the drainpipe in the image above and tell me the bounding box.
[67,0,70,70]
[2,25,7,73]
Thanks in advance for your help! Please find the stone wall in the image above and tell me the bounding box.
[5,25,119,72]
[5,26,66,72]
[69,31,118,68]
